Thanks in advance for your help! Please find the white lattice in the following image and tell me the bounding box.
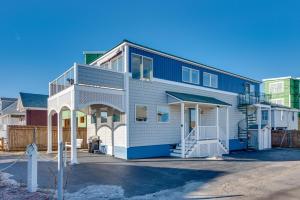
[77,90,125,111]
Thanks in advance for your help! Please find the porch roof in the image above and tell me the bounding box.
[166,91,231,107]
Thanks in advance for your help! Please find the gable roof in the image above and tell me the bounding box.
[166,91,231,106]
[1,101,25,116]
[91,39,260,84]
[19,92,48,109]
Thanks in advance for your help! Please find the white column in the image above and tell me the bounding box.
[195,104,199,141]
[180,102,185,158]
[47,113,52,153]
[27,144,37,192]
[226,107,229,151]
[70,110,78,164]
[216,107,219,140]
[57,112,63,200]
[268,107,272,148]
[257,106,262,150]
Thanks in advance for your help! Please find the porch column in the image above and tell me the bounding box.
[47,113,52,153]
[226,107,229,150]
[195,104,199,140]
[70,110,78,164]
[257,106,262,150]
[57,111,63,200]
[180,102,185,158]
[216,106,219,140]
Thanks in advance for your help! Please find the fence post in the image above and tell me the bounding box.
[26,143,38,192]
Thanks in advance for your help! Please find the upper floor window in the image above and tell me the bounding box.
[271,98,284,106]
[269,82,284,94]
[203,72,218,88]
[182,67,199,84]
[99,55,124,73]
[131,54,153,81]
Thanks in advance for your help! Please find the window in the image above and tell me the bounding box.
[203,72,218,88]
[269,82,284,94]
[111,56,124,72]
[271,98,284,106]
[131,54,153,80]
[135,105,148,122]
[292,112,295,121]
[182,67,199,84]
[157,106,170,123]
[262,110,268,121]
[100,112,108,123]
[113,113,121,122]
[80,116,85,123]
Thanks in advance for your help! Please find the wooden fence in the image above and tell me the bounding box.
[272,130,300,148]
[1,125,87,151]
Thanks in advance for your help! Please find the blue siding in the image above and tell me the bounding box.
[127,144,171,159]
[129,47,260,94]
[229,139,247,151]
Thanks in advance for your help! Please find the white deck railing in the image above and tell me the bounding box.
[198,126,218,140]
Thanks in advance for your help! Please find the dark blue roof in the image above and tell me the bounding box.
[166,91,231,106]
[19,92,48,108]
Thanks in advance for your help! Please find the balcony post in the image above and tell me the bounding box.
[226,107,229,150]
[180,102,185,158]
[195,104,199,141]
[70,109,78,164]
[73,62,78,84]
[47,112,52,153]
[216,106,219,140]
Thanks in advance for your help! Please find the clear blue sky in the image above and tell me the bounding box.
[0,0,299,97]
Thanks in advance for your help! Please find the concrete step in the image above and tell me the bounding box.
[170,152,181,157]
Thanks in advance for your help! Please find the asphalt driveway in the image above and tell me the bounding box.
[1,148,300,199]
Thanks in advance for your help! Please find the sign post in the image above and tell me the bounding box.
[26,143,38,192]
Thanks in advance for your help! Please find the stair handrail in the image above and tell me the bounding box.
[184,128,197,155]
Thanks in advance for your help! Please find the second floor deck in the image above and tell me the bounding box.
[49,64,125,97]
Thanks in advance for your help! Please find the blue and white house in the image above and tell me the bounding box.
[47,40,271,162]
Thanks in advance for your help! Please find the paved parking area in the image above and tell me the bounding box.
[1,148,300,199]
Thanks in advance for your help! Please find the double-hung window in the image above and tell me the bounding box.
[182,67,199,84]
[131,54,153,81]
[111,56,124,72]
[203,72,218,88]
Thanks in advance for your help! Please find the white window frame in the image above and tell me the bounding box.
[182,66,199,85]
[269,81,284,94]
[157,105,170,123]
[271,98,284,106]
[135,104,148,123]
[203,72,218,88]
[131,53,153,81]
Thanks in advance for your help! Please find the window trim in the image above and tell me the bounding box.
[135,104,148,123]
[182,66,199,85]
[269,81,284,94]
[131,53,153,81]
[156,105,170,123]
[203,72,218,88]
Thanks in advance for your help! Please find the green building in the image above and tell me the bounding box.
[263,76,300,111]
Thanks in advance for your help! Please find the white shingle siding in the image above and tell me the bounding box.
[128,79,244,147]
[77,65,124,89]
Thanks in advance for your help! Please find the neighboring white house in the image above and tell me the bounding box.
[271,105,299,130]
[0,98,26,138]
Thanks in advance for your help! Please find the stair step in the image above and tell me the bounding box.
[170,152,181,157]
